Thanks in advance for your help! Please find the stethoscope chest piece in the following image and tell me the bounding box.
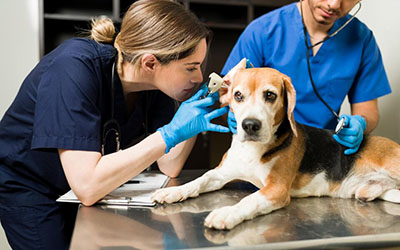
[335,116,346,134]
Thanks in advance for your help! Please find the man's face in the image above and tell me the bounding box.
[307,0,360,26]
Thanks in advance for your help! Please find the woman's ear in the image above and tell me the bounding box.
[141,53,159,72]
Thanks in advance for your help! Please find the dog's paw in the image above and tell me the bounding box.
[204,206,243,230]
[204,228,231,244]
[151,186,194,204]
[151,203,185,215]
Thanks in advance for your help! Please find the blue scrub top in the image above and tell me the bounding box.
[0,38,176,204]
[222,2,391,130]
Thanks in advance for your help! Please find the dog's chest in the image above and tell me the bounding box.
[223,138,277,188]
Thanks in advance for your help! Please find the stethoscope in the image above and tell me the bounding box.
[101,60,121,155]
[101,57,151,155]
[299,0,362,133]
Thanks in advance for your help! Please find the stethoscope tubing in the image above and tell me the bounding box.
[299,0,362,121]
[101,59,121,155]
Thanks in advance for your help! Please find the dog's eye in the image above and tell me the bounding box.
[234,91,243,102]
[264,91,277,102]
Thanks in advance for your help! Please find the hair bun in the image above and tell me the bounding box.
[90,16,116,44]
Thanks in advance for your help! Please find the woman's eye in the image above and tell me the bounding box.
[234,91,243,102]
[187,67,197,72]
[264,91,277,102]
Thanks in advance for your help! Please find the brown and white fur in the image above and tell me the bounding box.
[152,58,400,230]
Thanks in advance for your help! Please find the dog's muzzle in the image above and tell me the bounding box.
[242,118,261,140]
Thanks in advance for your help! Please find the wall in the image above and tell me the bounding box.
[0,1,39,249]
[341,0,400,142]
[0,0,40,117]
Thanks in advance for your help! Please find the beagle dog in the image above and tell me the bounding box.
[152,58,400,230]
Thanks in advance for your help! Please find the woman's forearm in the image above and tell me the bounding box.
[59,131,167,206]
[157,136,197,178]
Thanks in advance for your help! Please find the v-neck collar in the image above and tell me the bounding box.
[113,76,146,125]
[292,2,344,59]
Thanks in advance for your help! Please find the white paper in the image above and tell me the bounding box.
[57,172,169,206]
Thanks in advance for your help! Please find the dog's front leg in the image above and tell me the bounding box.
[151,168,236,204]
[204,185,290,230]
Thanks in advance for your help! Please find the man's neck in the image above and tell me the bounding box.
[297,1,333,40]
[297,1,335,55]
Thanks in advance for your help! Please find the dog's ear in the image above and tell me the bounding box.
[219,58,247,106]
[282,75,297,137]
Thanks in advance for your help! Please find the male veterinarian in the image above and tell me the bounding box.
[222,0,391,155]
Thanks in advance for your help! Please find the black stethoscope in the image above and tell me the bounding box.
[101,57,151,156]
[299,0,362,133]
[101,60,121,155]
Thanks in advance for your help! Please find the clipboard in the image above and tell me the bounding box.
[57,172,170,207]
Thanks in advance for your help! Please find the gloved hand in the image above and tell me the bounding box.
[246,59,253,68]
[332,114,367,155]
[227,107,237,134]
[158,86,230,153]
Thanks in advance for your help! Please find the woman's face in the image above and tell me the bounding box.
[154,38,207,102]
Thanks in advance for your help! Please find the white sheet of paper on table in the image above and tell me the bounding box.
[57,172,169,206]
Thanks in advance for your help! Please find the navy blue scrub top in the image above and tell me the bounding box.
[0,38,176,204]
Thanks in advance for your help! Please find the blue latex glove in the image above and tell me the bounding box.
[207,86,220,102]
[332,114,366,155]
[246,59,253,68]
[227,107,237,134]
[158,87,230,153]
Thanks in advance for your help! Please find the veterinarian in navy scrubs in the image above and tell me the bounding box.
[0,1,229,249]
[223,0,391,155]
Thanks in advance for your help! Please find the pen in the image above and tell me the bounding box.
[126,180,140,184]
[119,180,141,187]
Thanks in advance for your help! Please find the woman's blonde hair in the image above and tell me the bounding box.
[90,0,210,75]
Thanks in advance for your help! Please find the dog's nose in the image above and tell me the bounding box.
[242,118,261,135]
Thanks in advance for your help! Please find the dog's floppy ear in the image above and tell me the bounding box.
[219,58,247,106]
[282,75,297,137]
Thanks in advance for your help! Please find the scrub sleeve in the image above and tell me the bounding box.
[0,39,101,249]
[0,38,176,249]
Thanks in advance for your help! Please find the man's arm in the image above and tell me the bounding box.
[351,99,379,134]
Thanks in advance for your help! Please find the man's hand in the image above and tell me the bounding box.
[333,114,366,155]
[227,108,237,134]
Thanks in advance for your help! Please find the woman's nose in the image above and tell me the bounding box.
[194,70,203,84]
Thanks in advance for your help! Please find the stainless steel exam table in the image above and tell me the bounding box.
[69,170,400,250]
